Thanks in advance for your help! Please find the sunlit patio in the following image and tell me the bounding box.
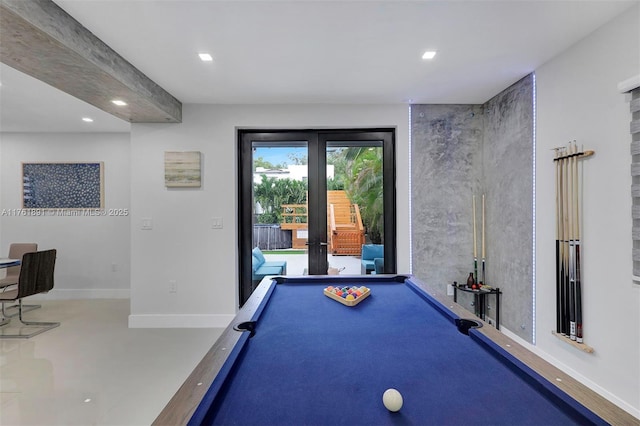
[262,250,362,276]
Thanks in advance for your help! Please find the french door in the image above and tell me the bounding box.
[238,129,396,306]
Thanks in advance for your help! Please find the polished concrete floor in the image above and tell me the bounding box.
[0,299,223,426]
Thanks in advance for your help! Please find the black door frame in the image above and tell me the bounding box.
[238,128,396,306]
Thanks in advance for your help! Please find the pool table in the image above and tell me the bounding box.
[154,275,634,425]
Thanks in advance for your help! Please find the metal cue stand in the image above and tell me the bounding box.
[452,283,501,329]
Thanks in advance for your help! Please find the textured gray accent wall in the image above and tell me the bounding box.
[411,104,484,290]
[630,88,640,277]
[411,74,534,341]
[483,75,534,340]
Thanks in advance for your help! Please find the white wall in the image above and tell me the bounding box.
[129,104,410,328]
[0,132,131,298]
[535,6,640,416]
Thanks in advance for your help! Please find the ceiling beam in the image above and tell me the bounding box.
[0,0,182,123]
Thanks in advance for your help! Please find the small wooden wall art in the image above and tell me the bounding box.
[164,151,201,188]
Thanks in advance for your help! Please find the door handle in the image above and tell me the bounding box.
[305,242,329,246]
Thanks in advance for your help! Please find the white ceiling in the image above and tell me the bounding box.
[0,0,637,133]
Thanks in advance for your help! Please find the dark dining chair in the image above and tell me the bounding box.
[0,249,59,338]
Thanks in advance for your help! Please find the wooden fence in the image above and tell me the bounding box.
[253,224,292,250]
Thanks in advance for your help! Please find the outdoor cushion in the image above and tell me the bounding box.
[255,265,283,276]
[252,247,266,264]
[361,244,383,274]
[251,247,287,282]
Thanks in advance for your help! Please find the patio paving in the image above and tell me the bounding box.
[263,252,362,276]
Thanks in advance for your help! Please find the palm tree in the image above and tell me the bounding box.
[253,175,307,224]
[345,147,384,243]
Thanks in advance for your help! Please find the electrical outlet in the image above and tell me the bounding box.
[446,284,454,296]
[169,280,177,293]
[111,263,117,272]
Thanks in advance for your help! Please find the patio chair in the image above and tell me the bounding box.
[361,244,383,274]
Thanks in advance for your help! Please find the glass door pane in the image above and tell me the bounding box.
[326,141,384,275]
[252,143,309,278]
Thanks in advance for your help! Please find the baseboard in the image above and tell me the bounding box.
[128,313,235,328]
[500,327,640,420]
[29,288,130,300]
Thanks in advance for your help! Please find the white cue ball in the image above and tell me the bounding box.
[382,388,403,412]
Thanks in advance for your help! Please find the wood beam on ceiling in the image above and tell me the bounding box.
[0,0,182,123]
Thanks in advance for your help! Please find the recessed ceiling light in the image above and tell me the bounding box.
[198,53,213,62]
[82,117,94,122]
[112,99,127,106]
[422,51,437,60]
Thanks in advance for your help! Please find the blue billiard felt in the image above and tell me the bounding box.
[193,278,605,426]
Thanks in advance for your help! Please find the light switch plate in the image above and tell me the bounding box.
[141,217,153,230]
[211,217,223,229]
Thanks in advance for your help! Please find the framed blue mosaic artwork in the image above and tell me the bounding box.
[22,162,104,209]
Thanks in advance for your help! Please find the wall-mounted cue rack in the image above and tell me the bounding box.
[552,142,594,353]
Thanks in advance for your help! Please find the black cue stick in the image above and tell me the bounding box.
[568,144,577,341]
[554,148,562,333]
[473,195,478,285]
[575,243,583,342]
[573,143,583,343]
[561,148,570,335]
[482,194,486,286]
[559,149,569,335]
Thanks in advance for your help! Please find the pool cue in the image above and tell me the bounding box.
[568,143,577,341]
[554,147,562,334]
[580,150,595,160]
[481,193,486,285]
[473,195,477,284]
[562,147,571,336]
[558,148,566,335]
[573,143,583,343]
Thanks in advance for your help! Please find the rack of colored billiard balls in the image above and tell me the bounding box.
[323,285,371,306]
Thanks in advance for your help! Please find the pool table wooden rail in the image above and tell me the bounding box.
[152,280,274,426]
[427,285,638,426]
[152,276,639,426]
